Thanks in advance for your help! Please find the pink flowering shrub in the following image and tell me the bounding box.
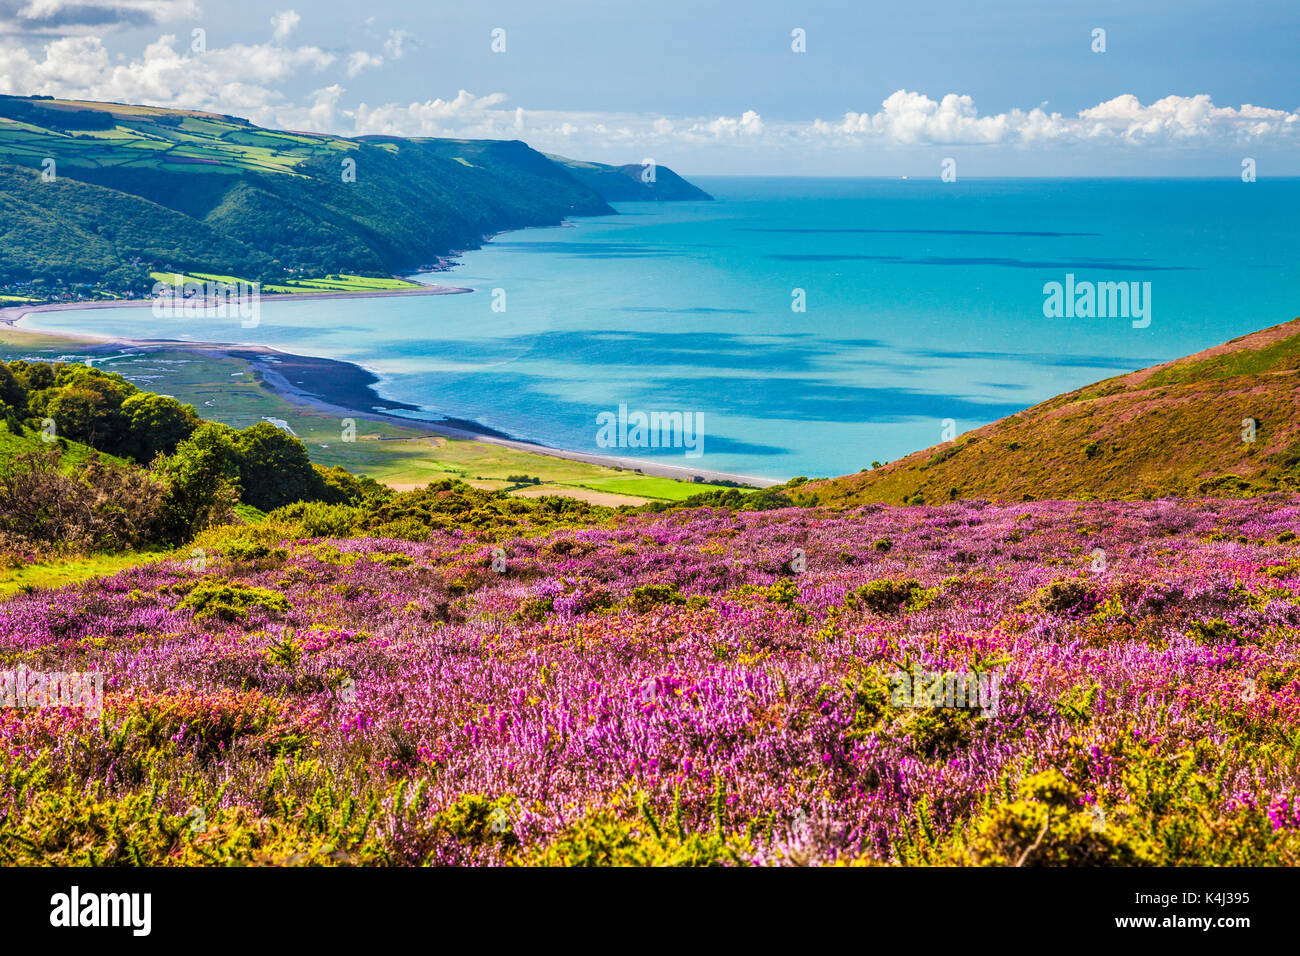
[2,496,1299,865]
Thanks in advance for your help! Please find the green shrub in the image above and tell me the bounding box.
[520,807,750,867]
[1028,579,1096,615]
[624,584,688,613]
[271,501,360,539]
[845,579,936,615]
[180,581,291,622]
[222,538,288,562]
[434,794,519,849]
[510,597,554,623]
[1187,618,1241,644]
[956,770,1158,866]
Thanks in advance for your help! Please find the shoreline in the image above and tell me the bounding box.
[0,293,781,490]
[0,281,474,336]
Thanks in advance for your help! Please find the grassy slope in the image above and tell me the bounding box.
[796,316,1300,506]
[545,153,714,201]
[0,96,613,282]
[0,160,275,282]
[0,550,167,598]
[0,419,131,471]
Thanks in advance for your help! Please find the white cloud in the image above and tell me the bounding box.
[690,110,763,138]
[383,28,411,60]
[344,91,1300,156]
[810,90,1300,147]
[275,82,343,132]
[0,31,333,121]
[346,50,382,77]
[270,9,299,43]
[1075,93,1298,142]
[0,0,197,35]
[351,90,511,136]
[0,19,1296,170]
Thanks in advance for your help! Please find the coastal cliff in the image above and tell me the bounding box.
[0,95,709,293]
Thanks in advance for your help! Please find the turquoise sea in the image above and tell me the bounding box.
[24,177,1300,480]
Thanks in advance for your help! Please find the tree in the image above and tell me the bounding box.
[232,422,323,511]
[119,392,200,463]
[7,361,51,389]
[42,387,109,446]
[0,363,25,414]
[36,366,135,452]
[313,464,387,505]
[154,422,240,544]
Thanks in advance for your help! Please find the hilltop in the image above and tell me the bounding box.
[0,95,709,294]
[794,317,1300,506]
[547,154,713,201]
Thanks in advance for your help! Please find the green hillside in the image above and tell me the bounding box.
[0,162,274,286]
[547,153,714,201]
[793,316,1300,506]
[0,96,696,295]
[0,420,130,471]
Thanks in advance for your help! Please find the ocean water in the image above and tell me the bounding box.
[24,177,1300,480]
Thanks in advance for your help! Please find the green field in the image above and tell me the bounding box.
[0,100,354,175]
[150,272,426,295]
[0,550,168,598]
[552,474,740,501]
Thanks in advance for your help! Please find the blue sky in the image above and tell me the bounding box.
[1,0,1297,175]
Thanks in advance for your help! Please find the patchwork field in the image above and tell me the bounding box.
[148,272,428,295]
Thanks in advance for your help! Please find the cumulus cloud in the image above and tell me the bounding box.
[1075,93,1298,142]
[0,19,1296,167]
[810,90,1300,147]
[352,90,512,136]
[0,31,334,121]
[690,109,763,138]
[344,90,1298,158]
[275,82,343,132]
[0,0,197,35]
[333,26,412,81]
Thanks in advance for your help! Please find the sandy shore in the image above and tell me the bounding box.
[0,291,781,489]
[248,349,779,487]
[0,282,473,334]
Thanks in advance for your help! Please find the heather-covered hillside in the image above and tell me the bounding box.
[4,492,1299,865]
[796,317,1300,507]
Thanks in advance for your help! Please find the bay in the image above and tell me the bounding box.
[24,176,1300,479]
